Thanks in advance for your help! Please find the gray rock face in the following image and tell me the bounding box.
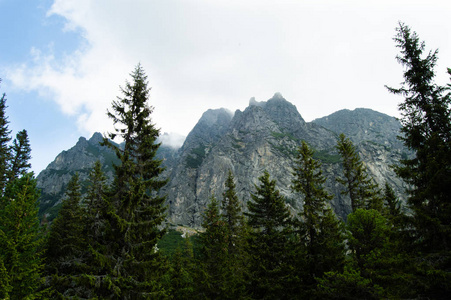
[37,95,407,227]
[37,131,182,220]
[164,95,406,227]
[37,133,117,219]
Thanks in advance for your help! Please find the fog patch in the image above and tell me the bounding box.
[158,132,186,149]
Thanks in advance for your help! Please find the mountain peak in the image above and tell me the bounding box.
[76,136,88,148]
[249,97,266,107]
[89,132,104,144]
[198,108,233,127]
[271,92,284,100]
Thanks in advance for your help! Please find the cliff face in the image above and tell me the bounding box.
[36,132,178,220]
[37,94,407,227]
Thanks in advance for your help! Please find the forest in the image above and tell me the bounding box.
[0,23,450,299]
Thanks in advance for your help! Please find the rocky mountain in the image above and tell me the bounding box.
[37,93,407,227]
[36,132,179,220]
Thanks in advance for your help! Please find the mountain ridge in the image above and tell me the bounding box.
[37,95,406,227]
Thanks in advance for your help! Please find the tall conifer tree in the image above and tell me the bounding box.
[0,174,48,299]
[0,80,11,196]
[78,161,115,298]
[220,170,247,298]
[168,238,195,300]
[291,141,345,296]
[45,173,86,298]
[103,64,169,298]
[336,133,382,212]
[9,130,32,181]
[221,170,244,252]
[245,171,294,299]
[197,196,229,299]
[386,22,451,252]
[386,22,451,298]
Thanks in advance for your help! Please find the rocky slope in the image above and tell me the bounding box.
[37,94,407,227]
[36,132,179,220]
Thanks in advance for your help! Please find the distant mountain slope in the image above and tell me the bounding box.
[37,132,179,220]
[37,94,407,227]
[312,108,403,148]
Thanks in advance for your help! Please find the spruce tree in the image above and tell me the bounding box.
[0,174,48,299]
[0,80,48,298]
[221,170,244,253]
[103,64,169,298]
[0,80,11,196]
[0,258,11,299]
[245,171,294,299]
[168,238,195,300]
[77,161,115,298]
[197,196,230,299]
[45,173,86,298]
[382,182,402,224]
[386,22,451,253]
[8,130,32,181]
[220,170,247,298]
[386,22,451,298]
[336,133,382,212]
[291,141,345,296]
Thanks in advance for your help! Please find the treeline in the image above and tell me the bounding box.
[1,23,450,299]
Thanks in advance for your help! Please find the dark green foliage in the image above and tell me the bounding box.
[45,173,86,298]
[222,170,244,253]
[245,171,295,299]
[386,22,451,299]
[318,265,384,300]
[0,82,48,298]
[387,22,451,255]
[0,258,10,299]
[382,182,403,224]
[345,208,416,298]
[9,129,31,180]
[347,209,390,271]
[102,64,169,298]
[158,230,186,256]
[336,133,382,212]
[186,144,206,168]
[0,174,48,299]
[318,210,391,299]
[291,141,346,297]
[0,81,11,195]
[220,170,247,298]
[197,196,230,299]
[78,161,114,298]
[158,229,200,258]
[167,238,195,299]
[312,148,341,164]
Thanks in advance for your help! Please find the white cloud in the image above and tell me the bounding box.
[7,0,451,139]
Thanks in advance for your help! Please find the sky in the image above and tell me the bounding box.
[1,0,451,174]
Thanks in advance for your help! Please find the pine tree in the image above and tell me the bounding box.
[197,196,230,299]
[386,22,451,298]
[8,130,31,181]
[45,173,86,298]
[0,174,48,299]
[291,141,345,296]
[336,133,382,212]
[245,171,295,299]
[103,64,169,298]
